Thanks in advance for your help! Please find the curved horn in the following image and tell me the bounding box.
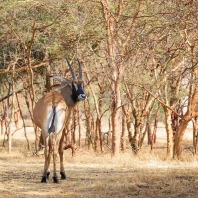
[66,59,76,80]
[77,58,82,80]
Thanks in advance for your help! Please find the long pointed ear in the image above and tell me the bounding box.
[50,75,68,83]
[66,59,77,80]
[52,84,67,91]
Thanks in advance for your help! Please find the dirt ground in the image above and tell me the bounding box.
[0,126,198,198]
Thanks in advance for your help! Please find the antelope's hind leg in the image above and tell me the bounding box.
[41,136,51,183]
[52,135,59,183]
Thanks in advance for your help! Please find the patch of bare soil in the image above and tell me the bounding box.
[0,126,198,198]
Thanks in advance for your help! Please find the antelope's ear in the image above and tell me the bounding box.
[50,75,68,83]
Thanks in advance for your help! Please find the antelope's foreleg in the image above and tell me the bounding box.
[59,132,66,180]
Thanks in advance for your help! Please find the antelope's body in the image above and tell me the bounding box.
[33,59,86,183]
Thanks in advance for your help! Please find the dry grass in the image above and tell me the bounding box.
[0,127,198,198]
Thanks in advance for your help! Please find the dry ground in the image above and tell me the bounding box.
[0,126,198,198]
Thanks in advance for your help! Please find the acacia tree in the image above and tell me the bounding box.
[0,1,68,151]
[100,0,142,156]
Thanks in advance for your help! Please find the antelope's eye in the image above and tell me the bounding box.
[79,83,84,89]
[73,83,78,90]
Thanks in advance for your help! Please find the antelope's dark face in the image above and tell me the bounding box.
[72,81,86,102]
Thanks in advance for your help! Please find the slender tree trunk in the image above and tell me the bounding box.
[163,107,174,158]
[72,110,76,151]
[153,105,160,144]
[107,117,112,147]
[148,121,152,145]
[95,117,100,152]
[121,113,127,152]
[1,100,6,135]
[149,104,160,151]
[77,107,81,148]
[16,92,31,149]
[84,98,93,151]
[192,116,198,154]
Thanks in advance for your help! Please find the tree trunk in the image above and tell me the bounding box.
[111,107,121,156]
[174,119,189,159]
[84,98,94,151]
[72,110,76,151]
[95,117,100,152]
[1,100,6,135]
[192,116,198,154]
[163,107,174,158]
[149,103,160,151]
[131,116,144,154]
[121,113,127,152]
[122,103,133,150]
[16,92,31,149]
[107,117,112,147]
[77,107,81,148]
[171,111,179,142]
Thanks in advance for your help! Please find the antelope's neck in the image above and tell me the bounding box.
[60,85,77,108]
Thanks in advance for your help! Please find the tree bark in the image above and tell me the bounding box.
[16,92,31,149]
[192,116,198,154]
[173,119,189,159]
[84,97,94,151]
[121,113,127,152]
[163,107,174,158]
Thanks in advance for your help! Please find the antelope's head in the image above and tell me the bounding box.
[50,58,86,103]
[66,58,86,102]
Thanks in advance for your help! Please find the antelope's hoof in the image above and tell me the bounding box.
[60,171,66,180]
[47,171,50,179]
[41,176,47,183]
[53,176,59,183]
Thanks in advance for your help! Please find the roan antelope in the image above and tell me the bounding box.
[33,58,86,183]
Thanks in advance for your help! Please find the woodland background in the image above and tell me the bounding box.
[0,0,198,160]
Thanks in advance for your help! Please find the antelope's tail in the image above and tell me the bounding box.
[48,106,56,133]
